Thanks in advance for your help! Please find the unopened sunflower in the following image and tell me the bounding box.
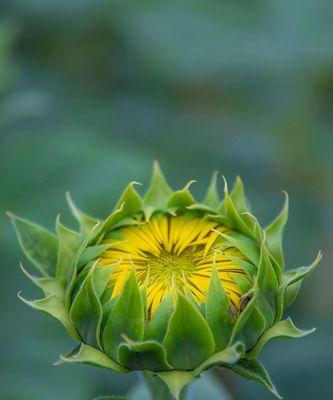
[9,162,321,399]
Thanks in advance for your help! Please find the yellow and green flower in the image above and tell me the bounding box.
[9,163,321,399]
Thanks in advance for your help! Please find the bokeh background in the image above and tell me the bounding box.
[1,1,333,399]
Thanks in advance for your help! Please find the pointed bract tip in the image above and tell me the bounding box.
[235,175,244,185]
[184,180,197,190]
[53,357,64,367]
[281,190,289,206]
[6,211,15,219]
[307,327,317,335]
[272,386,283,400]
[151,160,168,182]
[310,251,323,270]
[221,174,228,195]
[153,159,162,173]
[316,250,323,263]
[131,181,142,187]
[209,171,219,188]
[65,190,73,202]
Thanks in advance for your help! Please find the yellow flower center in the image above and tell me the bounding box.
[99,214,248,317]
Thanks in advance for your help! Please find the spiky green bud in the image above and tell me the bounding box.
[9,162,321,399]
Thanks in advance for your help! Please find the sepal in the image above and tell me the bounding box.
[206,268,234,351]
[118,338,171,371]
[145,291,174,343]
[230,176,249,213]
[114,182,143,223]
[163,293,215,370]
[55,215,80,285]
[218,231,259,265]
[167,181,196,211]
[255,241,279,328]
[219,177,257,242]
[55,343,127,373]
[8,212,58,277]
[202,171,220,209]
[144,161,173,217]
[18,290,80,341]
[102,269,144,360]
[276,252,322,320]
[66,192,99,238]
[193,342,244,374]
[265,192,289,271]
[78,243,116,267]
[156,371,196,400]
[70,263,103,348]
[248,317,315,358]
[224,358,282,399]
[155,342,244,400]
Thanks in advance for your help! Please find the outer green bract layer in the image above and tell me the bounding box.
[9,162,321,400]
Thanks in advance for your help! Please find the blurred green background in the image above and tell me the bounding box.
[1,1,332,399]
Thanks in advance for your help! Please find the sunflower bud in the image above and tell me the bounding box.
[9,162,321,399]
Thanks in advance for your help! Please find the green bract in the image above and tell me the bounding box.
[9,162,321,400]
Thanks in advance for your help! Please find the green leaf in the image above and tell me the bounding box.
[193,342,244,375]
[118,339,171,371]
[18,290,80,341]
[248,317,315,359]
[102,269,144,360]
[144,161,173,213]
[224,358,282,399]
[206,269,234,351]
[203,171,220,209]
[8,212,58,277]
[276,252,322,321]
[70,266,103,348]
[55,215,80,285]
[56,343,127,373]
[163,294,215,370]
[167,181,196,210]
[145,291,174,343]
[265,192,289,270]
[66,192,99,237]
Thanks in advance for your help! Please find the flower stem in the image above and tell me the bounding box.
[142,372,188,400]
